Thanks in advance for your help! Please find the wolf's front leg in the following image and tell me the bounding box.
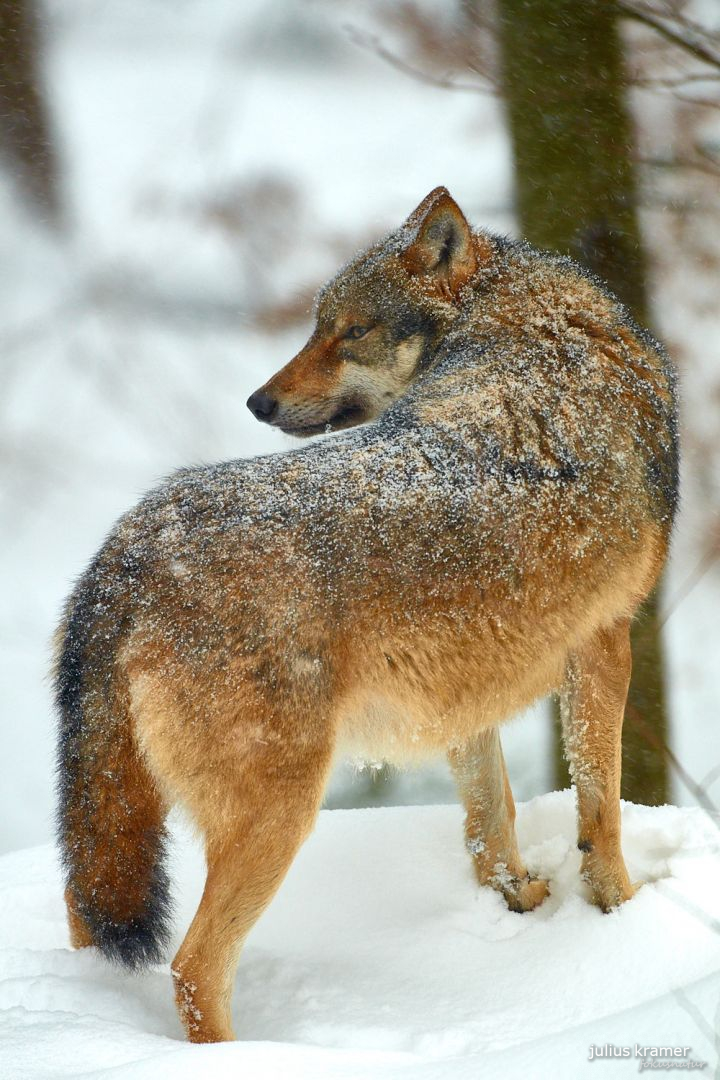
[449,728,549,912]
[170,721,335,1043]
[561,618,639,911]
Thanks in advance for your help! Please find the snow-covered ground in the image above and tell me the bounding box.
[1,793,719,1078]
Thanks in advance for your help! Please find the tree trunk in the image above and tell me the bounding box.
[495,0,669,804]
[0,0,61,222]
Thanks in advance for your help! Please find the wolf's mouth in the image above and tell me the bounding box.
[278,401,368,437]
[327,401,367,428]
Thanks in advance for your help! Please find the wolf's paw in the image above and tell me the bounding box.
[593,879,642,913]
[504,875,550,913]
[584,862,642,912]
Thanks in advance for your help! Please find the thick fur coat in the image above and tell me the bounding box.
[55,188,678,1042]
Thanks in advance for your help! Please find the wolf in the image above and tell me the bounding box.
[55,188,678,1043]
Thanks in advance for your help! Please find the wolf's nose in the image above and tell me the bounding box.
[247,390,278,422]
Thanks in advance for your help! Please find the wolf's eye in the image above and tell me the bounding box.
[346,325,370,340]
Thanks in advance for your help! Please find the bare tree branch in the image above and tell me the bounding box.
[673,96,720,109]
[638,154,720,178]
[345,25,496,94]
[660,541,720,628]
[626,703,720,822]
[617,1,720,71]
[635,72,720,88]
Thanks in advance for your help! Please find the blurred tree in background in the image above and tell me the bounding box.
[494,0,669,804]
[0,0,60,222]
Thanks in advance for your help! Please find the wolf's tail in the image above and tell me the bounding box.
[54,564,172,970]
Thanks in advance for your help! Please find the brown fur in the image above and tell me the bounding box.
[56,188,678,1042]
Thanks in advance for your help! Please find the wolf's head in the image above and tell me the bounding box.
[247,187,491,436]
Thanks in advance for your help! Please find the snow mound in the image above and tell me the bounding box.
[1,791,719,1078]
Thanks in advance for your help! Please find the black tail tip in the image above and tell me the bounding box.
[68,874,174,972]
[89,908,173,971]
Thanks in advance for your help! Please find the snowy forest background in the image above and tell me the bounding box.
[2,0,720,855]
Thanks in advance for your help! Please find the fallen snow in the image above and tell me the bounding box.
[1,791,719,1078]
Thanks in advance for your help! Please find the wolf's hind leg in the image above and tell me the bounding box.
[561,618,637,911]
[448,728,549,913]
[171,726,334,1044]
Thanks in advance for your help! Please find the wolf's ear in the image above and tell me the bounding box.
[399,187,481,297]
